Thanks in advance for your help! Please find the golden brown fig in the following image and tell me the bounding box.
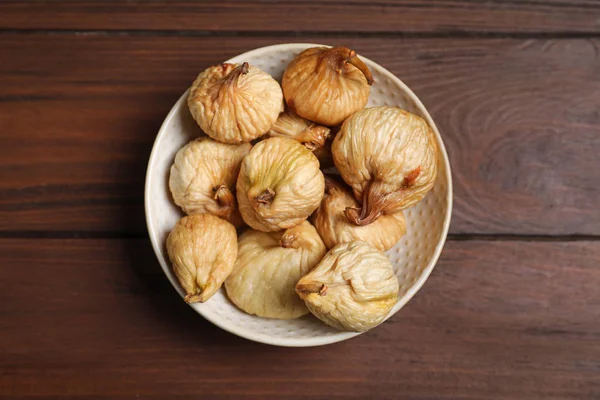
[188,62,284,144]
[169,137,251,226]
[312,176,406,251]
[296,241,399,332]
[236,137,325,232]
[166,214,237,303]
[268,110,330,152]
[282,46,374,126]
[225,221,326,319]
[332,106,438,226]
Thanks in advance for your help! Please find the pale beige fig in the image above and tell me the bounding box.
[169,137,251,226]
[268,110,330,152]
[282,46,374,126]
[166,214,237,303]
[312,176,406,251]
[296,241,399,332]
[188,62,284,144]
[332,106,438,226]
[237,137,325,232]
[225,221,326,319]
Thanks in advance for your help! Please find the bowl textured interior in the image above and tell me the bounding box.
[145,43,453,347]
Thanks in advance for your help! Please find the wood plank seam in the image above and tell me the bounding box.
[2,29,600,39]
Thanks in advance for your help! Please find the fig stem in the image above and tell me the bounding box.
[255,188,275,206]
[344,206,381,226]
[224,62,249,86]
[212,184,235,220]
[345,167,421,226]
[213,184,234,206]
[296,283,328,296]
[281,223,323,251]
[345,50,374,85]
[279,235,296,249]
[344,181,381,226]
[300,124,330,151]
[184,293,204,304]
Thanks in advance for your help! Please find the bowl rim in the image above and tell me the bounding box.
[144,43,453,347]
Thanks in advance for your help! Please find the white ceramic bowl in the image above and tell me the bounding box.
[145,43,452,347]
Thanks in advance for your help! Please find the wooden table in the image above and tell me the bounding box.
[1,2,599,399]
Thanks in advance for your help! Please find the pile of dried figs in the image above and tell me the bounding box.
[166,46,439,332]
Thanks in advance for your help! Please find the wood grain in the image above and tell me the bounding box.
[1,35,599,235]
[1,0,600,34]
[0,238,598,399]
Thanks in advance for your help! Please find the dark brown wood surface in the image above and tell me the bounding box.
[2,35,599,235]
[1,1,599,399]
[1,0,600,33]
[1,239,599,399]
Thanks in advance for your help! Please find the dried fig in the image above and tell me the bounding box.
[296,241,399,332]
[166,214,237,303]
[225,221,326,319]
[312,176,406,251]
[332,106,438,226]
[236,137,325,232]
[169,137,251,226]
[268,110,330,152]
[188,62,284,144]
[282,46,374,126]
